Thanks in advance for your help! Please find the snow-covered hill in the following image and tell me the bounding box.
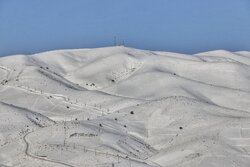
[0,46,250,167]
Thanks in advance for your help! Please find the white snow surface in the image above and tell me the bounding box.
[0,46,250,167]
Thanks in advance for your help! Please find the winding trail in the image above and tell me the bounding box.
[23,132,76,167]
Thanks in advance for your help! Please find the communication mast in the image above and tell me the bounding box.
[114,36,117,46]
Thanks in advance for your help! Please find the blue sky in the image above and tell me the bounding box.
[0,0,250,56]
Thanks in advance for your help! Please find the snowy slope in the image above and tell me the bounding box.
[0,46,250,167]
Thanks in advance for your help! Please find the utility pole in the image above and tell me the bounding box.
[63,120,66,146]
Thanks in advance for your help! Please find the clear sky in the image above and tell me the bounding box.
[0,0,250,56]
